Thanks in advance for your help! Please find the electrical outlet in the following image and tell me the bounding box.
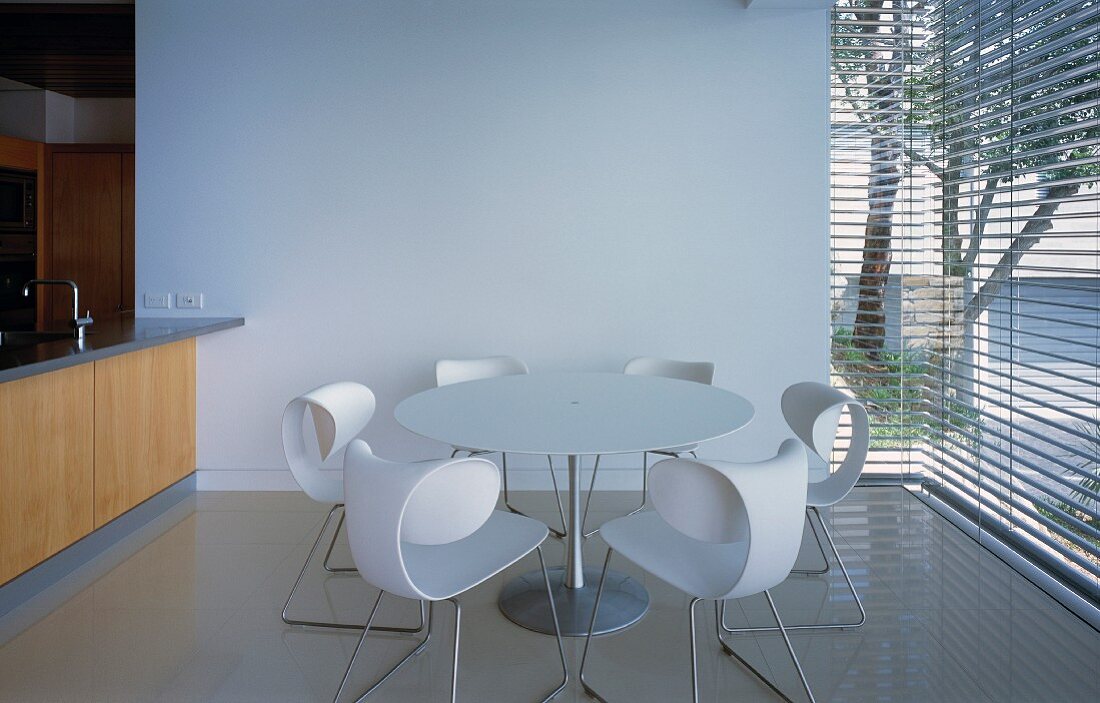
[176,292,203,309]
[144,293,170,309]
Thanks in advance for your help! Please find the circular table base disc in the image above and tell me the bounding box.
[498,566,649,637]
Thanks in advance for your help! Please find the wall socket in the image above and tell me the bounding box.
[176,292,203,309]
[144,293,170,309]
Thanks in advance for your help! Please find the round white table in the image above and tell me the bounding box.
[394,371,754,636]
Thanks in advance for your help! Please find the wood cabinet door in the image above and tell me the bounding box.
[94,339,196,527]
[51,153,123,323]
[120,153,135,314]
[0,365,95,585]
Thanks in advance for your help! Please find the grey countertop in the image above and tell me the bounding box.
[0,317,244,384]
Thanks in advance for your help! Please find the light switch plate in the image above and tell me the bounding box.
[144,293,170,309]
[176,292,203,309]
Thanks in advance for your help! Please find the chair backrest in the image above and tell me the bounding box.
[781,381,869,507]
[623,356,715,385]
[649,439,808,599]
[435,356,529,387]
[342,439,500,601]
[282,382,376,502]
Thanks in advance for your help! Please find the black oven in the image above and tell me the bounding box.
[0,168,36,234]
[0,239,36,330]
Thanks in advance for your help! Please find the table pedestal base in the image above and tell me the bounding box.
[498,566,649,637]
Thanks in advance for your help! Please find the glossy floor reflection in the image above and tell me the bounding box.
[0,487,1096,702]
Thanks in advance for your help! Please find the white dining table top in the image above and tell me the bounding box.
[394,371,754,456]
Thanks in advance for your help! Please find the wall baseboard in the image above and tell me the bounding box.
[197,466,646,492]
[196,469,302,491]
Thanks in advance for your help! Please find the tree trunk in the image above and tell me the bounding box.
[851,11,905,358]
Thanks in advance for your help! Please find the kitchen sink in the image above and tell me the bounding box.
[0,330,76,348]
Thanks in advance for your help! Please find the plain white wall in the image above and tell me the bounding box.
[0,90,134,143]
[42,92,74,143]
[0,90,46,142]
[136,0,829,489]
[74,98,136,143]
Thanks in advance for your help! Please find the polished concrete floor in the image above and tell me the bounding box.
[0,487,1096,702]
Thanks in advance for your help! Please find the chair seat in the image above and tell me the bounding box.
[403,510,548,600]
[601,511,748,600]
[807,477,850,508]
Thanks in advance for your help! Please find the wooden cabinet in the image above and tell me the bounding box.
[0,135,48,324]
[94,339,196,527]
[0,365,95,585]
[121,153,135,314]
[0,135,40,172]
[47,146,135,324]
[0,340,196,584]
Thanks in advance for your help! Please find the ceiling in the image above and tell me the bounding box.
[0,3,135,98]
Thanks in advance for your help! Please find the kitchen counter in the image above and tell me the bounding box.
[0,316,244,384]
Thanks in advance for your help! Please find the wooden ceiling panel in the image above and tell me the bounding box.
[0,4,135,98]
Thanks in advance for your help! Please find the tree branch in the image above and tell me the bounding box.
[963,183,1079,322]
[962,177,1001,266]
[904,147,944,181]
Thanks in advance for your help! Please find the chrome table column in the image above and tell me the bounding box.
[498,454,649,636]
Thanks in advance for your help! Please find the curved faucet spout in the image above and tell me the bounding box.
[21,279,91,341]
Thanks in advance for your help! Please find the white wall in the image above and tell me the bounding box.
[42,91,74,143]
[0,89,134,144]
[136,0,830,489]
[0,89,46,142]
[73,98,135,143]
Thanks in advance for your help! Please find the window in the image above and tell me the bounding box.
[831,0,1099,607]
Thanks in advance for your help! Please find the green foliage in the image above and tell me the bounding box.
[1066,420,1100,512]
[833,0,1099,201]
[1034,501,1100,552]
[1030,420,1100,556]
[831,328,981,449]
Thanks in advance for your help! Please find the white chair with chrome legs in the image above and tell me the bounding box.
[581,356,715,538]
[722,381,869,635]
[436,356,567,538]
[281,382,423,634]
[579,440,814,703]
[334,439,568,703]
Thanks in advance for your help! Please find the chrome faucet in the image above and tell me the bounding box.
[22,279,94,341]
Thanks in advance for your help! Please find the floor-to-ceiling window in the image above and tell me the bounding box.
[831,0,1099,613]
[830,0,933,479]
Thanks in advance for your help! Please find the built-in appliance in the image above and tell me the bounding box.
[0,252,36,330]
[0,168,36,234]
[0,168,38,330]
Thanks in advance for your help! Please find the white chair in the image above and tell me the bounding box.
[281,382,424,633]
[334,440,567,703]
[723,382,869,636]
[579,440,815,703]
[581,356,716,538]
[436,356,567,538]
